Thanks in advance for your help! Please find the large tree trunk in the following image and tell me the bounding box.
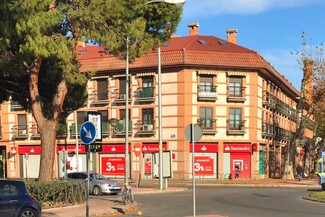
[38,120,58,181]
[28,57,67,182]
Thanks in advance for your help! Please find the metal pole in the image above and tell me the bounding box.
[75,111,79,172]
[125,37,129,185]
[192,123,196,217]
[86,145,90,217]
[158,46,163,190]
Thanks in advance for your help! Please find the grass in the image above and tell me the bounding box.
[309,191,325,200]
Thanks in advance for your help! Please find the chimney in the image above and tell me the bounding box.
[188,22,199,36]
[227,28,238,44]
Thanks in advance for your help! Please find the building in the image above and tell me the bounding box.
[0,23,314,180]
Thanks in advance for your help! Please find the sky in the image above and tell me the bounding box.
[174,0,325,91]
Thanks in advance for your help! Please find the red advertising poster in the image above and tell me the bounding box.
[194,156,214,176]
[145,158,152,175]
[101,157,125,176]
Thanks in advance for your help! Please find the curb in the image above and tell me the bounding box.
[303,196,325,203]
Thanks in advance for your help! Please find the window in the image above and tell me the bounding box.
[229,108,242,130]
[142,76,154,97]
[142,108,154,125]
[119,77,126,95]
[200,107,213,128]
[120,109,131,121]
[17,114,27,134]
[97,79,108,100]
[199,75,213,92]
[229,77,243,97]
[77,112,87,124]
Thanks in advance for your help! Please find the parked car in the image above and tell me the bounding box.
[0,179,42,217]
[66,172,122,196]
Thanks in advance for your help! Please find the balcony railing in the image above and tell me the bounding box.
[197,85,217,101]
[135,87,155,103]
[31,123,67,139]
[262,122,293,141]
[136,120,155,135]
[11,100,23,110]
[113,120,133,136]
[70,122,110,138]
[92,90,110,105]
[12,124,29,139]
[113,89,132,104]
[227,87,246,102]
[197,118,217,135]
[262,91,277,109]
[57,123,68,138]
[31,124,40,139]
[226,120,245,135]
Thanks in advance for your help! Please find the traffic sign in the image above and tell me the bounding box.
[133,143,141,157]
[184,123,202,143]
[80,121,97,144]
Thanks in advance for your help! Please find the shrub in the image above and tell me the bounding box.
[26,180,85,209]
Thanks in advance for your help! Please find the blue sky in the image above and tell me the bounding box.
[174,0,325,91]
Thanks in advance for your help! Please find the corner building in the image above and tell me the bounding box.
[0,23,314,180]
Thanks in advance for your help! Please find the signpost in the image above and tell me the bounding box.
[80,121,97,217]
[184,123,202,217]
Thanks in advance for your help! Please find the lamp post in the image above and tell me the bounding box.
[152,0,186,190]
[125,36,130,185]
[122,0,185,187]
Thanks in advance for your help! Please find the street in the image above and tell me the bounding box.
[123,185,325,217]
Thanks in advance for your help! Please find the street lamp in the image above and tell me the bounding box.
[123,0,185,187]
[151,0,186,190]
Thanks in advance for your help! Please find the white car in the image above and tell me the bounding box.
[67,172,122,196]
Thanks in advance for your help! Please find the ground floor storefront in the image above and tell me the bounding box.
[0,140,310,181]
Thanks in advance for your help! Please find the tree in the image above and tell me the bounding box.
[0,0,183,181]
[287,32,325,177]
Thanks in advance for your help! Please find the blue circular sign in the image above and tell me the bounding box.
[80,121,97,144]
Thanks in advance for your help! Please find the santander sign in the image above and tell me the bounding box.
[224,144,252,152]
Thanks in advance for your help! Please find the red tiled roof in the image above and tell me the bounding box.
[77,35,299,96]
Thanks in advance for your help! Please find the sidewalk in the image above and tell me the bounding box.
[42,179,320,217]
[42,187,187,217]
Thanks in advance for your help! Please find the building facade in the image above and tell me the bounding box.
[0,23,314,180]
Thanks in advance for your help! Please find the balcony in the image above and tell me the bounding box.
[135,87,155,103]
[197,85,217,101]
[30,124,40,139]
[262,91,277,109]
[136,120,155,135]
[227,87,246,103]
[197,118,217,135]
[262,122,293,141]
[70,123,83,138]
[57,123,68,138]
[11,100,24,111]
[91,90,110,106]
[226,120,246,135]
[12,124,29,139]
[70,122,110,138]
[113,120,133,136]
[113,90,132,104]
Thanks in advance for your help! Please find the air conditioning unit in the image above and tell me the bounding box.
[143,124,153,131]
[120,94,126,100]
[19,129,27,135]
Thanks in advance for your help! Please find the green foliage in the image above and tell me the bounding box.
[26,180,85,208]
[0,0,183,115]
[308,191,325,201]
